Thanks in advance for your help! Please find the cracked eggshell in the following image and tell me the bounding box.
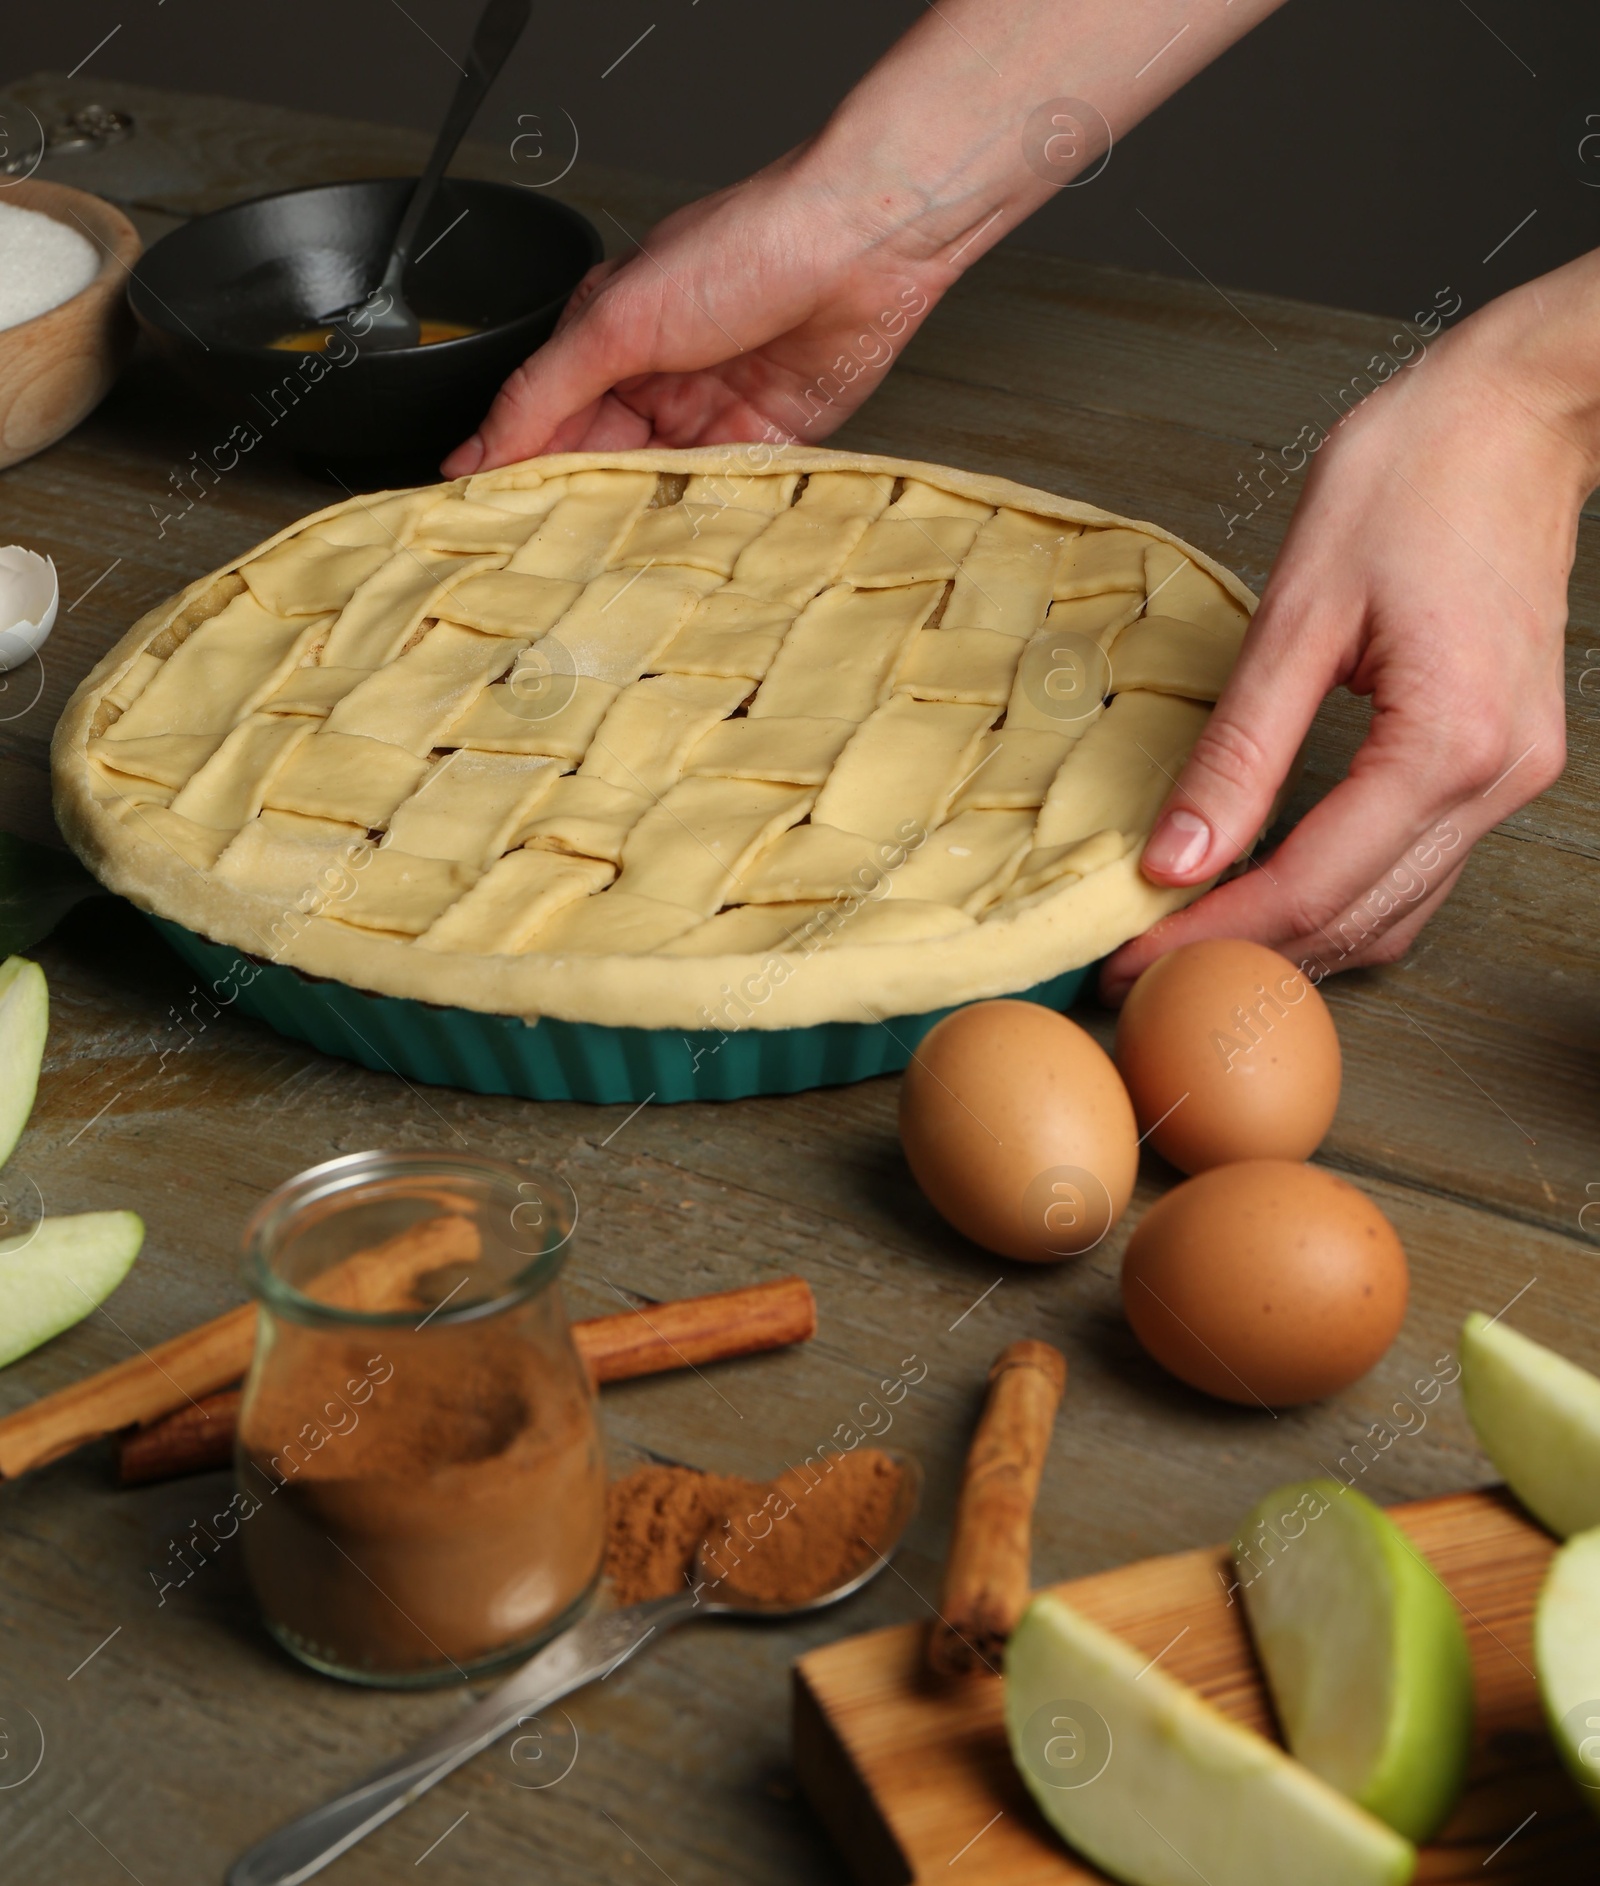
[0,546,58,672]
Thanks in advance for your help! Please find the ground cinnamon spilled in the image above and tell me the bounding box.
[604,1449,904,1607]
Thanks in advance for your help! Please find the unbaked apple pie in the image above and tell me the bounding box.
[53,448,1254,1030]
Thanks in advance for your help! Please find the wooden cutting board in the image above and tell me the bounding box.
[794,1488,1597,1883]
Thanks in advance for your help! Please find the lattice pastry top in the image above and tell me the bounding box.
[53,448,1255,1031]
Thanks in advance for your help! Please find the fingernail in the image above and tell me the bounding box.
[1143,808,1212,878]
[443,433,485,477]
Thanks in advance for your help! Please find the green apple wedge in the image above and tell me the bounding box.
[1535,1526,1600,1812]
[1234,1480,1473,1843]
[0,1211,144,1369]
[1004,1592,1416,1886]
[0,953,47,1168]
[1459,1311,1600,1538]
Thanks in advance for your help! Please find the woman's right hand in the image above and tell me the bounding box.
[441,0,1283,476]
[441,153,946,475]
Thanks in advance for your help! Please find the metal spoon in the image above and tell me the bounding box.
[228,1451,922,1886]
[326,0,531,349]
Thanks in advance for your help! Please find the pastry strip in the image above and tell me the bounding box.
[440,675,619,762]
[684,715,856,786]
[411,497,545,556]
[880,808,1036,913]
[384,751,566,866]
[430,568,582,638]
[517,777,651,864]
[895,627,1022,705]
[116,804,231,871]
[169,714,314,831]
[890,480,992,521]
[302,489,434,547]
[943,507,1077,638]
[654,591,794,679]
[1143,542,1253,633]
[259,667,371,718]
[262,731,430,828]
[324,623,522,755]
[1105,614,1244,703]
[240,539,392,615]
[546,567,712,686]
[615,778,815,912]
[614,500,774,575]
[505,472,657,580]
[731,822,893,905]
[322,551,499,669]
[948,728,1076,812]
[100,597,325,742]
[87,733,227,789]
[840,514,982,587]
[811,696,995,844]
[340,850,478,934]
[525,889,701,954]
[1032,689,1211,852]
[1051,526,1150,600]
[682,471,801,512]
[417,849,615,952]
[726,511,873,608]
[579,674,752,799]
[750,582,942,721]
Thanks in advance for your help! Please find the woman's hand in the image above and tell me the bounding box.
[441,0,1282,475]
[1101,258,1600,1001]
[441,156,947,473]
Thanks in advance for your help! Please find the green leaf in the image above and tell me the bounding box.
[0,830,102,957]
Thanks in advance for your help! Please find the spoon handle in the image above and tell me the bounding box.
[227,1592,696,1886]
[389,0,532,275]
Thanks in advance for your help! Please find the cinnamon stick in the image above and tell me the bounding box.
[927,1338,1066,1676]
[0,1303,259,1481]
[0,1273,818,1486]
[115,1275,817,1484]
[116,1387,244,1483]
[579,1275,816,1384]
[0,1217,474,1480]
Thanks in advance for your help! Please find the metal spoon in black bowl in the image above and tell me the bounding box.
[330,0,532,350]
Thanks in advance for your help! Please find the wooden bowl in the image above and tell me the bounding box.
[0,179,141,471]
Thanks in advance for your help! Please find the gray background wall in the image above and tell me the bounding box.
[7,0,1598,318]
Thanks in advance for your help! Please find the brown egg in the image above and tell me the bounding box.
[1121,1159,1407,1406]
[898,1000,1138,1263]
[1115,938,1341,1172]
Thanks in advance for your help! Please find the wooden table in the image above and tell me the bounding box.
[1,73,1597,1886]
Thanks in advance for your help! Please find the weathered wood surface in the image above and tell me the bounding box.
[0,74,1595,1886]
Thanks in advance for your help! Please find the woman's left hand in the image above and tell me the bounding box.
[1101,259,1600,1002]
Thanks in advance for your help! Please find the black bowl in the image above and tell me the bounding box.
[128,177,601,484]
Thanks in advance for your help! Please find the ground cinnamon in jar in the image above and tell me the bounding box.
[604,1449,904,1607]
[237,1214,605,1682]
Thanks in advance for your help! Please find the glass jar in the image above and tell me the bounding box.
[234,1150,604,1688]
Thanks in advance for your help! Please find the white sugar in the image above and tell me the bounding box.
[0,201,100,333]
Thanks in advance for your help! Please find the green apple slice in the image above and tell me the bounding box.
[0,1210,144,1368]
[1535,1526,1600,1811]
[1459,1311,1600,1538]
[1005,1591,1416,1886]
[0,954,47,1169]
[1234,1480,1472,1842]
